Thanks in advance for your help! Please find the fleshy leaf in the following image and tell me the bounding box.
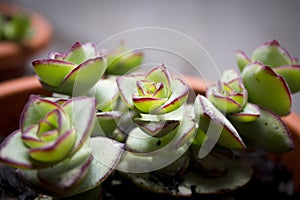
[221,69,240,83]
[18,137,124,197]
[251,39,293,68]
[62,97,96,154]
[232,106,294,154]
[134,118,180,138]
[37,145,93,190]
[87,78,119,111]
[194,95,245,149]
[207,86,242,113]
[0,130,48,169]
[132,96,168,113]
[236,50,251,72]
[59,57,106,96]
[106,51,143,75]
[275,65,300,93]
[228,103,260,122]
[93,111,122,138]
[29,128,77,163]
[242,62,291,116]
[125,126,178,153]
[63,42,87,65]
[116,74,145,108]
[145,64,171,93]
[20,95,61,132]
[33,59,75,87]
[155,79,189,114]
[117,118,195,173]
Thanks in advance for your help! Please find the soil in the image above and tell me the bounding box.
[0,135,299,200]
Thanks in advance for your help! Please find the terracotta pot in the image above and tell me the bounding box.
[0,75,300,193]
[0,2,52,81]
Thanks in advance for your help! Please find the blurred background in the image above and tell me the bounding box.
[1,0,300,112]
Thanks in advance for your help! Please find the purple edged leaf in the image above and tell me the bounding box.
[59,56,106,96]
[18,137,124,197]
[236,50,251,72]
[145,64,171,94]
[134,118,180,138]
[0,130,48,169]
[48,51,64,60]
[242,62,291,116]
[275,65,300,93]
[37,146,93,191]
[194,95,246,149]
[231,106,294,154]
[155,78,189,114]
[206,86,242,113]
[116,74,144,108]
[94,111,122,138]
[87,78,119,111]
[63,42,87,65]
[228,103,260,122]
[29,127,77,163]
[132,96,168,113]
[33,59,75,88]
[251,39,294,68]
[20,95,61,132]
[62,97,96,154]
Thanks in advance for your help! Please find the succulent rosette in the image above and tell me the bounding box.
[206,69,248,114]
[117,64,189,114]
[32,42,107,96]
[236,39,300,93]
[0,95,96,167]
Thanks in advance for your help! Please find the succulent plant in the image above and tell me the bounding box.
[0,39,299,199]
[33,42,107,96]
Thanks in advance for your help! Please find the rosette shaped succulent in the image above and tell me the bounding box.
[117,64,189,114]
[206,69,248,114]
[33,42,107,96]
[0,95,96,167]
[236,39,300,93]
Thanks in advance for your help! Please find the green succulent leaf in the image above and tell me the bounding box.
[117,74,144,108]
[62,97,96,154]
[236,50,251,72]
[228,103,260,122]
[251,39,293,68]
[275,65,300,93]
[87,78,119,111]
[117,118,196,173]
[194,95,245,149]
[242,62,291,116]
[29,128,77,162]
[20,95,61,132]
[106,51,143,75]
[0,130,49,169]
[231,106,294,154]
[18,137,124,197]
[145,65,171,92]
[134,118,180,138]
[37,145,93,190]
[93,111,122,138]
[59,57,106,96]
[33,59,76,87]
[63,42,98,65]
